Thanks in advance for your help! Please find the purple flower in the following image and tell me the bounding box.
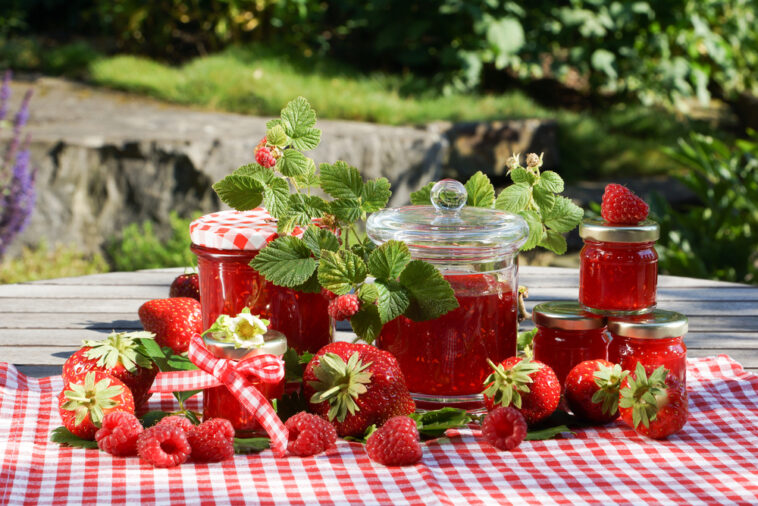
[13,89,33,134]
[0,142,36,257]
[0,70,10,122]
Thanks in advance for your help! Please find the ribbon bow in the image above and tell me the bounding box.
[149,334,288,456]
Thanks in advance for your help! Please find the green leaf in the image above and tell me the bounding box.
[525,425,573,441]
[532,185,556,213]
[330,198,363,222]
[495,183,531,213]
[464,171,495,208]
[291,271,322,293]
[399,260,459,321]
[266,124,288,147]
[277,149,310,177]
[266,118,283,130]
[165,352,199,372]
[510,167,536,185]
[234,437,270,454]
[50,426,99,449]
[173,390,201,404]
[280,96,317,134]
[350,235,377,263]
[283,348,305,383]
[361,178,392,213]
[517,328,538,353]
[410,182,434,205]
[278,194,328,234]
[410,407,472,439]
[544,197,584,233]
[320,161,363,200]
[212,174,265,211]
[539,229,568,255]
[135,337,169,371]
[250,236,317,287]
[368,240,412,280]
[318,250,368,295]
[140,410,170,428]
[518,210,543,251]
[486,17,524,56]
[375,280,411,323]
[537,171,564,193]
[290,127,321,151]
[302,226,340,258]
[357,283,380,304]
[350,303,383,344]
[233,164,291,218]
[293,163,320,189]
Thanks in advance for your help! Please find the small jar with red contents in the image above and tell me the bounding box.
[190,209,334,354]
[202,330,286,436]
[532,301,609,387]
[579,218,659,316]
[607,309,688,384]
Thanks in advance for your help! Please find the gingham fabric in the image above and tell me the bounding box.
[190,208,300,251]
[2,355,758,505]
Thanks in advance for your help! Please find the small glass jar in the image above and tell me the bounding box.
[367,180,529,410]
[202,330,287,436]
[532,301,608,387]
[579,219,660,315]
[607,309,688,384]
[190,209,333,354]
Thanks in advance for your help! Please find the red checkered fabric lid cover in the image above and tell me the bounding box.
[190,208,284,251]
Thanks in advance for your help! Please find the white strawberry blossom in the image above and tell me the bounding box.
[203,308,270,349]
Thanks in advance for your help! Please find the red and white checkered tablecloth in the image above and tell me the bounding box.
[2,356,758,505]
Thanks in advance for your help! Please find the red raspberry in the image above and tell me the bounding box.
[601,183,649,224]
[285,411,338,457]
[327,294,360,321]
[95,411,143,456]
[366,416,422,466]
[155,415,194,434]
[255,146,277,168]
[187,418,235,462]
[137,424,192,468]
[482,406,527,451]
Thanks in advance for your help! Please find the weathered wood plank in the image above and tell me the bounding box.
[0,284,169,299]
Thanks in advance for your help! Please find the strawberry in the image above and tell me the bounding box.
[482,357,560,425]
[138,297,202,354]
[601,183,649,224]
[303,342,415,437]
[58,371,135,440]
[619,363,688,439]
[169,273,200,301]
[564,360,628,424]
[62,331,157,408]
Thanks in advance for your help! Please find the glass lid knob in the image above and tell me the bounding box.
[430,179,467,214]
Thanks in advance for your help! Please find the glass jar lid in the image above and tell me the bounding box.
[203,329,287,360]
[366,179,529,263]
[608,309,688,340]
[532,301,606,330]
[579,218,659,243]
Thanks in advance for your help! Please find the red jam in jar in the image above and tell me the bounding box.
[202,331,286,435]
[532,301,608,387]
[579,219,659,316]
[607,309,688,384]
[367,179,529,410]
[190,210,333,354]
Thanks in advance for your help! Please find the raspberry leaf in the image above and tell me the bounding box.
[318,250,368,295]
[368,240,412,280]
[330,198,363,222]
[464,171,495,208]
[410,182,434,205]
[375,280,411,324]
[518,210,543,250]
[350,303,383,343]
[212,174,265,211]
[398,260,459,321]
[510,167,537,185]
[280,96,317,137]
[302,225,340,258]
[532,185,556,213]
[266,124,288,148]
[537,171,565,193]
[277,149,310,177]
[49,427,99,449]
[233,164,291,218]
[250,236,318,287]
[495,183,531,213]
[361,178,392,213]
[538,229,568,255]
[357,282,380,304]
[289,128,321,151]
[544,196,584,233]
[320,161,364,200]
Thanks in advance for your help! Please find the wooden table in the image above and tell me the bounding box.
[1,266,757,377]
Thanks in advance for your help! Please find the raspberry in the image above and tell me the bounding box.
[187,418,235,462]
[482,406,527,451]
[366,416,422,466]
[327,294,360,321]
[255,146,277,168]
[95,411,143,456]
[285,412,337,457]
[137,425,192,467]
[601,184,649,224]
[155,415,194,434]
[321,288,338,301]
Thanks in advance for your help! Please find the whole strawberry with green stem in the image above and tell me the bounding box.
[58,371,135,440]
[564,359,628,424]
[62,331,157,408]
[482,357,560,425]
[138,297,202,354]
[303,342,415,437]
[619,363,688,439]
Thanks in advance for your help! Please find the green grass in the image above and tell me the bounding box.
[0,243,109,284]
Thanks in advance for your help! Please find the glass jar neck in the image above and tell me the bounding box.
[584,239,656,250]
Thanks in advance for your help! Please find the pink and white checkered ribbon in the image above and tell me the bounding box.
[149,334,288,456]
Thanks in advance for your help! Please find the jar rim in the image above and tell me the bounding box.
[533,301,606,330]
[203,329,287,360]
[607,309,688,339]
[579,218,659,243]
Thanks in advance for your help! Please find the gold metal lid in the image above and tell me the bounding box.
[607,309,688,340]
[532,301,606,330]
[203,329,287,360]
[579,218,659,243]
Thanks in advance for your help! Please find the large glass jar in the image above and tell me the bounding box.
[607,309,688,384]
[579,219,660,316]
[202,330,286,436]
[190,209,333,354]
[366,180,528,410]
[532,301,608,388]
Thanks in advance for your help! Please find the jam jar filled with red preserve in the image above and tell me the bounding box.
[366,179,529,411]
[579,218,660,315]
[532,301,608,387]
[607,309,688,384]
[202,330,286,435]
[190,209,334,354]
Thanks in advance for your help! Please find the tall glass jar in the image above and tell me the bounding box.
[190,209,334,354]
[579,219,660,316]
[366,180,528,410]
[202,330,287,436]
